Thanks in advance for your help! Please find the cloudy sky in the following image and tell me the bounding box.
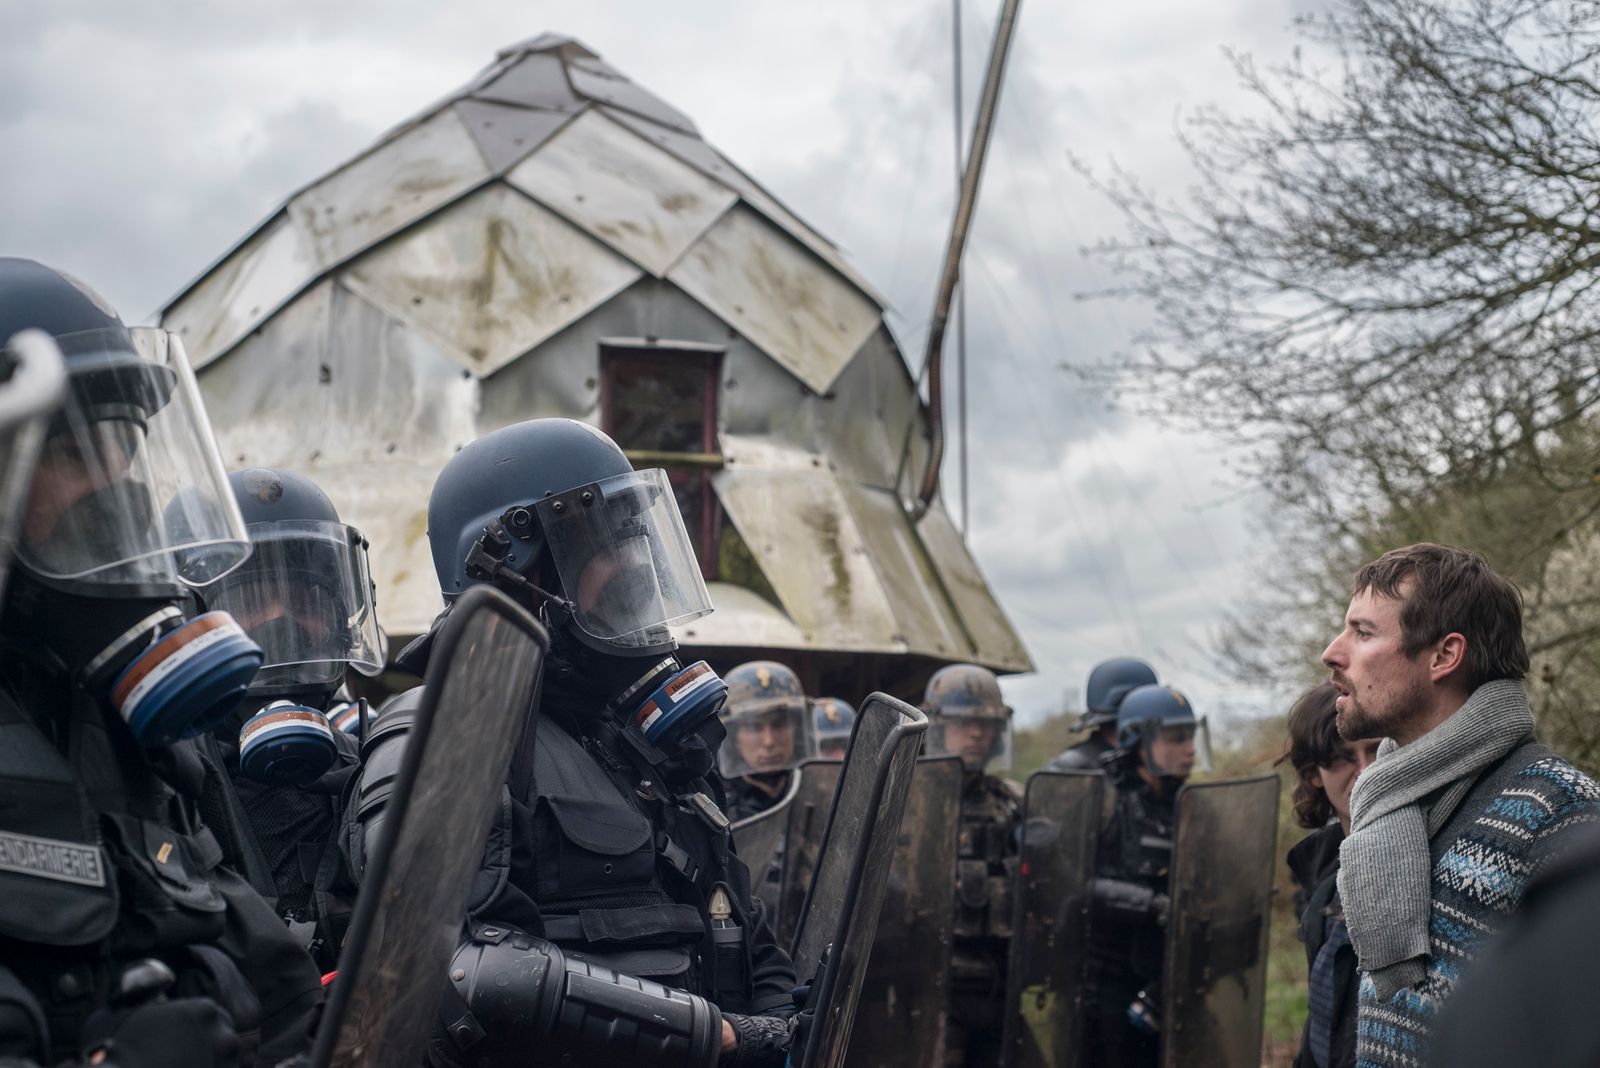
[0,0,1322,730]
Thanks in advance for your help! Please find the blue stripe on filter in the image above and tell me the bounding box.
[122,626,263,744]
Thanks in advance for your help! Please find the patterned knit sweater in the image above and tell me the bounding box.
[1356,750,1600,1067]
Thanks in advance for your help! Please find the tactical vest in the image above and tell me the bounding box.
[951,774,1021,991]
[469,714,765,1014]
[0,685,267,1061]
[1089,780,1175,986]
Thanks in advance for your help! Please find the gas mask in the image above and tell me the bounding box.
[75,600,263,748]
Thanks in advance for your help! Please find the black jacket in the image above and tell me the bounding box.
[1287,824,1356,1068]
[461,694,797,1016]
[0,675,322,1066]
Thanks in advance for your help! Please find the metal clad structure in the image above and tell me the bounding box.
[158,33,1031,687]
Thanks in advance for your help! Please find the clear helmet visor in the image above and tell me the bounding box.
[202,519,387,691]
[0,332,67,601]
[534,467,713,649]
[926,713,1013,773]
[718,697,817,780]
[1140,717,1212,778]
[13,328,248,588]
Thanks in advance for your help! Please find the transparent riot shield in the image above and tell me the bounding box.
[1159,775,1280,1068]
[773,758,843,950]
[836,756,963,1068]
[311,586,548,1068]
[730,766,807,931]
[1001,770,1104,1068]
[786,693,930,1068]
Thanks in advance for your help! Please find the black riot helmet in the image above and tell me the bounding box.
[1114,684,1213,780]
[203,468,385,696]
[922,663,1013,772]
[1078,657,1158,730]
[427,418,713,660]
[0,259,250,603]
[0,260,260,745]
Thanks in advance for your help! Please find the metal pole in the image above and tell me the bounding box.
[914,0,1022,520]
[954,0,970,535]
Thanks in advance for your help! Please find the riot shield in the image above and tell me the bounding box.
[772,758,843,950]
[785,693,930,1068]
[310,586,548,1068]
[730,766,806,930]
[1001,770,1104,1068]
[1159,775,1280,1068]
[837,756,963,1068]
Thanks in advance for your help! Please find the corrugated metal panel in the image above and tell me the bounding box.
[472,51,587,112]
[916,503,1034,672]
[342,184,642,375]
[601,108,887,307]
[668,205,881,395]
[287,107,492,270]
[507,109,736,277]
[817,325,928,493]
[313,461,444,638]
[452,99,574,175]
[836,481,970,661]
[197,281,480,468]
[196,282,477,637]
[566,54,698,135]
[713,458,902,651]
[162,210,316,371]
[674,581,807,649]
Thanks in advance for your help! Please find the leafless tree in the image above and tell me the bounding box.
[1089,0,1600,765]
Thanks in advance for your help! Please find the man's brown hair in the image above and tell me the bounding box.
[1352,542,1528,688]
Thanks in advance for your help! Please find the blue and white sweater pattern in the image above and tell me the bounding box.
[1355,757,1600,1067]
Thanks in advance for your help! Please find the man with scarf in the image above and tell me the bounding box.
[1322,543,1600,1067]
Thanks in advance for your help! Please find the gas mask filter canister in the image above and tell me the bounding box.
[109,611,264,747]
[630,661,729,750]
[238,700,339,786]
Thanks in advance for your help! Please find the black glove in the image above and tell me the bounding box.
[719,1013,792,1068]
[82,998,241,1068]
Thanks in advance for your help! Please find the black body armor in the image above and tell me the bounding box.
[468,705,793,1013]
[206,725,362,972]
[1086,772,1176,1068]
[947,772,1021,1065]
[0,672,322,1066]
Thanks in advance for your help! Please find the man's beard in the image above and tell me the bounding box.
[1337,672,1427,743]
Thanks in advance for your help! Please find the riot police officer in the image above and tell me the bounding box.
[0,259,322,1066]
[1088,683,1204,1068]
[351,418,799,1068]
[719,661,816,822]
[198,467,385,970]
[811,697,855,761]
[922,663,1021,1067]
[1048,657,1157,772]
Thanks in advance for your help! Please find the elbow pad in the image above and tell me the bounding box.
[438,928,722,1068]
[347,704,416,878]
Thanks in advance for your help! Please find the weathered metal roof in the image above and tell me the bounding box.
[162,34,884,387]
[159,35,1032,678]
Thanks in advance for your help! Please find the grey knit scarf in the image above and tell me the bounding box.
[1336,679,1534,1002]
